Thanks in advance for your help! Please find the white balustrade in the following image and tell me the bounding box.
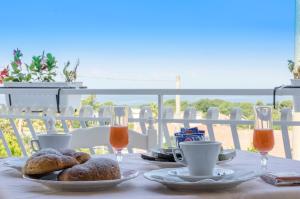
[0,88,299,159]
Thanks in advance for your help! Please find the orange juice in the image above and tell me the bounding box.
[253,129,274,152]
[110,126,129,149]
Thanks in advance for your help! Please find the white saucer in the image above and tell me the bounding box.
[168,167,234,181]
[144,168,259,191]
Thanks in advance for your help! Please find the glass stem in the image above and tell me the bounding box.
[115,149,123,163]
[260,152,268,172]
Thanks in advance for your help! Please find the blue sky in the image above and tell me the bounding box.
[0,0,295,89]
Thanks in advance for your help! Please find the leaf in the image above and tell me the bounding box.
[45,53,57,71]
[25,74,32,82]
[63,61,70,75]
[11,62,18,71]
[288,60,295,73]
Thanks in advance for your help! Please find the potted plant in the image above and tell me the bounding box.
[0,49,84,112]
[288,60,300,111]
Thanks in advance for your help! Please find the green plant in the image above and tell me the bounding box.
[63,59,80,82]
[28,52,57,82]
[0,133,21,157]
[149,102,158,118]
[81,95,115,111]
[164,99,190,111]
[81,95,101,110]
[288,60,300,79]
[247,144,258,153]
[1,49,80,83]
[288,60,294,73]
[4,49,31,82]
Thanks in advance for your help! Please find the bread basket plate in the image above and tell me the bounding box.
[23,169,139,192]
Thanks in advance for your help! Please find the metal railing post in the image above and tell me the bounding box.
[281,108,293,159]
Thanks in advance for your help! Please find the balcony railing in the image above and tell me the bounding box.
[0,88,299,159]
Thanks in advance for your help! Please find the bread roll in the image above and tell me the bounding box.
[24,153,78,175]
[59,149,91,164]
[58,158,121,181]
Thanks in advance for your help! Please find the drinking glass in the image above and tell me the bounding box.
[109,106,129,162]
[253,106,274,171]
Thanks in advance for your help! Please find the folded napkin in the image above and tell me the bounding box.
[261,172,300,186]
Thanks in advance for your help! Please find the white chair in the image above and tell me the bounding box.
[162,107,174,146]
[206,107,219,141]
[183,107,197,128]
[98,106,112,126]
[69,122,157,153]
[139,106,153,135]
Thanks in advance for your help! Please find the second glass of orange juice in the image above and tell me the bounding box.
[253,106,274,171]
[109,106,129,162]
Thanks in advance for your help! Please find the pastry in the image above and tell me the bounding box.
[31,148,62,157]
[23,153,78,175]
[59,149,91,164]
[58,157,121,181]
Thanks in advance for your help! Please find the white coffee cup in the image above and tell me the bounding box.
[173,141,221,176]
[31,134,72,152]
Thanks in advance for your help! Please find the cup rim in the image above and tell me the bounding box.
[179,141,221,146]
[37,133,72,137]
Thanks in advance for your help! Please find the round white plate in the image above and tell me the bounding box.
[168,167,234,181]
[3,157,28,172]
[144,168,259,191]
[23,169,139,192]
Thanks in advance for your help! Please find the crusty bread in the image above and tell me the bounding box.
[58,158,121,181]
[59,149,91,164]
[24,153,78,175]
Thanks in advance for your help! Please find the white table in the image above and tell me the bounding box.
[1,151,300,199]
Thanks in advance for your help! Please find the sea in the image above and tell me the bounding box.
[0,92,291,107]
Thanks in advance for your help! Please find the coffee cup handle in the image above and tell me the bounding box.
[31,140,41,152]
[172,148,187,165]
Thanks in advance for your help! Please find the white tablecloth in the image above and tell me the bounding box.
[0,151,300,199]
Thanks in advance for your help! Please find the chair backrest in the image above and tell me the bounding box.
[163,107,174,119]
[183,107,197,128]
[139,106,153,134]
[70,126,110,149]
[69,126,157,153]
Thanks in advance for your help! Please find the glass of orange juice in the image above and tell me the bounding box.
[253,106,274,171]
[109,106,129,162]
